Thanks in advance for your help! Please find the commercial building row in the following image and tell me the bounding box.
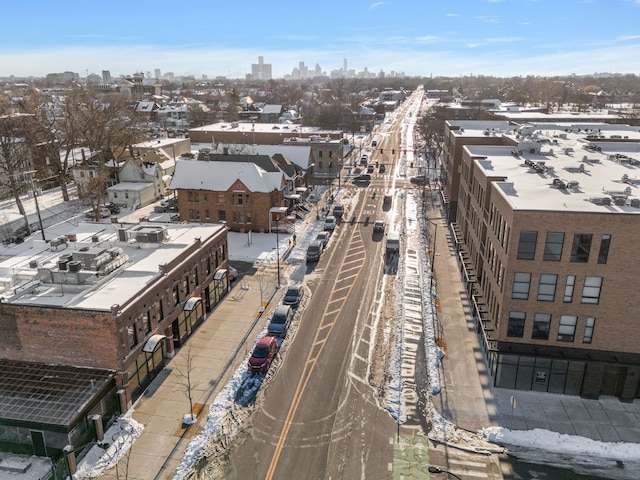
[0,219,230,461]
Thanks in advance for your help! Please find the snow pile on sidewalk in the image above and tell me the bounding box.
[74,414,143,479]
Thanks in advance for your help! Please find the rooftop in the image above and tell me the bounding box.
[464,122,640,213]
[0,220,225,311]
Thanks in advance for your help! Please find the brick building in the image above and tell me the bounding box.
[0,220,230,459]
[441,119,640,400]
[169,158,294,233]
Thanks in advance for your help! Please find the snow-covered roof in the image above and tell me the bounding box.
[169,159,284,193]
[252,145,312,169]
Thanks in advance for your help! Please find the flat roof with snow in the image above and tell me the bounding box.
[465,123,640,213]
[0,221,225,311]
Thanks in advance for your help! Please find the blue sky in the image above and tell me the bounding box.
[2,0,640,79]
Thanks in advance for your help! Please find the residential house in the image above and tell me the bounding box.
[107,156,166,209]
[168,158,289,233]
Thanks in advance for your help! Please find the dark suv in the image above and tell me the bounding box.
[306,241,323,262]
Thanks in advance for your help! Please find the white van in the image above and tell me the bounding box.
[385,231,400,254]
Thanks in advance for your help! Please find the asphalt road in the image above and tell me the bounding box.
[222,167,398,476]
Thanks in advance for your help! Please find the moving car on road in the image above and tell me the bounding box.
[353,173,371,184]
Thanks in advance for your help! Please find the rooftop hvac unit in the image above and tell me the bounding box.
[67,261,82,273]
[631,199,640,208]
[92,235,100,243]
[615,197,626,206]
[58,259,69,271]
[602,197,611,206]
[29,260,39,269]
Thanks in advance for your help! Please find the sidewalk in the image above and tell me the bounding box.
[428,197,640,444]
[99,264,283,480]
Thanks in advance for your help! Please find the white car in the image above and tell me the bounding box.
[324,216,337,231]
[229,266,238,281]
[316,231,330,247]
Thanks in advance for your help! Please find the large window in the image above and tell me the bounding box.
[557,315,577,342]
[563,275,576,303]
[597,235,611,264]
[543,232,564,261]
[512,272,532,300]
[127,325,138,349]
[517,231,538,260]
[583,317,596,344]
[189,209,201,221]
[581,276,602,304]
[507,312,526,338]
[218,210,226,222]
[570,234,592,263]
[537,274,558,302]
[532,313,551,340]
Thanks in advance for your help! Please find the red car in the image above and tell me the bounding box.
[247,336,278,374]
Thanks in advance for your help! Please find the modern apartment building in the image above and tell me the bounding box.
[441,119,640,400]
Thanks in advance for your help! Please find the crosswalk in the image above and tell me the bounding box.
[393,434,497,479]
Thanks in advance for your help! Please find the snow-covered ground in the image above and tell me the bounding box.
[73,95,640,480]
[74,180,640,479]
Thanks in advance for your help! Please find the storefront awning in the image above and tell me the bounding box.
[213,268,227,280]
[184,297,202,311]
[143,334,166,353]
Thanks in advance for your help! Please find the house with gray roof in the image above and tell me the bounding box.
[168,159,290,232]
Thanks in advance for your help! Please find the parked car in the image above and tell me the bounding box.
[373,220,385,233]
[316,231,330,247]
[267,305,293,336]
[282,285,302,306]
[306,240,323,262]
[247,336,278,374]
[371,140,377,147]
[410,175,428,185]
[228,266,238,281]
[324,216,337,231]
[332,204,345,218]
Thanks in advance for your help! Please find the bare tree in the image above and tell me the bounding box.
[175,342,200,426]
[0,98,36,235]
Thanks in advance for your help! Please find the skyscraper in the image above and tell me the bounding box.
[251,56,272,81]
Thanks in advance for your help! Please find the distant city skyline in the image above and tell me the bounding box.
[2,0,640,79]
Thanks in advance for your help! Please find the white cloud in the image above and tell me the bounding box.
[369,1,384,9]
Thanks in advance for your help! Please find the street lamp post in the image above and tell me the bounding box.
[275,215,281,288]
[428,465,463,480]
[271,206,288,289]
